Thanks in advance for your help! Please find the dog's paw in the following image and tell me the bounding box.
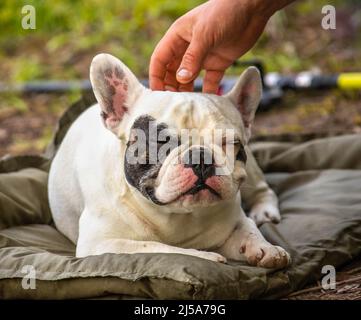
[249,202,281,226]
[190,249,227,263]
[242,241,290,269]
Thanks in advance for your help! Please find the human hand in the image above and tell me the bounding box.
[149,0,290,94]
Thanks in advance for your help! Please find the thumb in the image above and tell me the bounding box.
[176,39,208,84]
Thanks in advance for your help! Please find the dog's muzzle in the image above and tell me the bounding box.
[182,147,220,198]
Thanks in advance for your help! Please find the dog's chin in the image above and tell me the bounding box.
[152,183,237,209]
[172,188,222,208]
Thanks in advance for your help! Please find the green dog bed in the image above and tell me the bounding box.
[1,96,361,299]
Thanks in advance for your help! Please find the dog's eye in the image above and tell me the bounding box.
[126,137,137,147]
[222,137,241,146]
[127,129,139,146]
[222,140,246,163]
[222,139,241,151]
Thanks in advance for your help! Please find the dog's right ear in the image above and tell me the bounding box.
[90,53,145,134]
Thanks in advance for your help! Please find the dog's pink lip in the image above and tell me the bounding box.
[162,182,221,205]
[183,182,221,198]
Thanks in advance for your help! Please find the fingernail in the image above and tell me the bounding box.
[177,68,192,80]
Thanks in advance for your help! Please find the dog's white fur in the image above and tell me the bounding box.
[48,54,290,268]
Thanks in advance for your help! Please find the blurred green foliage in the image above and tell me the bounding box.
[0,0,360,82]
[0,0,203,80]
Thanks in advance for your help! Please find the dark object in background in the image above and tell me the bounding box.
[0,60,360,111]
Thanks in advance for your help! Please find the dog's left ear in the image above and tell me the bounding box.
[224,67,262,142]
[90,53,145,134]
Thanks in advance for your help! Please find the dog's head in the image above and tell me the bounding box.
[90,54,261,210]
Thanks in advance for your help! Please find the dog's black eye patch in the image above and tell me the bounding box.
[236,145,247,163]
[131,114,157,132]
[129,115,168,144]
[124,114,175,205]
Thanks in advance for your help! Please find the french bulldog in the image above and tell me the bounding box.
[48,53,290,268]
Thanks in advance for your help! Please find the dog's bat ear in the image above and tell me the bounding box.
[90,53,145,134]
[224,67,262,142]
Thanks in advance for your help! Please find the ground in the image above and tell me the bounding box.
[286,255,361,300]
[0,0,361,299]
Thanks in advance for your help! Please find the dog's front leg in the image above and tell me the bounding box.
[216,214,291,269]
[76,208,226,262]
[241,146,281,226]
[77,238,227,263]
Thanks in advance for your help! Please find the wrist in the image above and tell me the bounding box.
[233,0,292,20]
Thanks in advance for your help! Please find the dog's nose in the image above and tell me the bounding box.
[184,147,215,181]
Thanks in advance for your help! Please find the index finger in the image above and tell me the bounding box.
[202,70,225,94]
[149,30,187,91]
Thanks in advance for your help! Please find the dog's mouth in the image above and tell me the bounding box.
[164,180,221,205]
[182,181,221,198]
[146,180,221,206]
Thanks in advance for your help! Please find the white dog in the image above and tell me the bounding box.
[48,54,290,268]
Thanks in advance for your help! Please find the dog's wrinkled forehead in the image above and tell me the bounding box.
[125,91,244,140]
